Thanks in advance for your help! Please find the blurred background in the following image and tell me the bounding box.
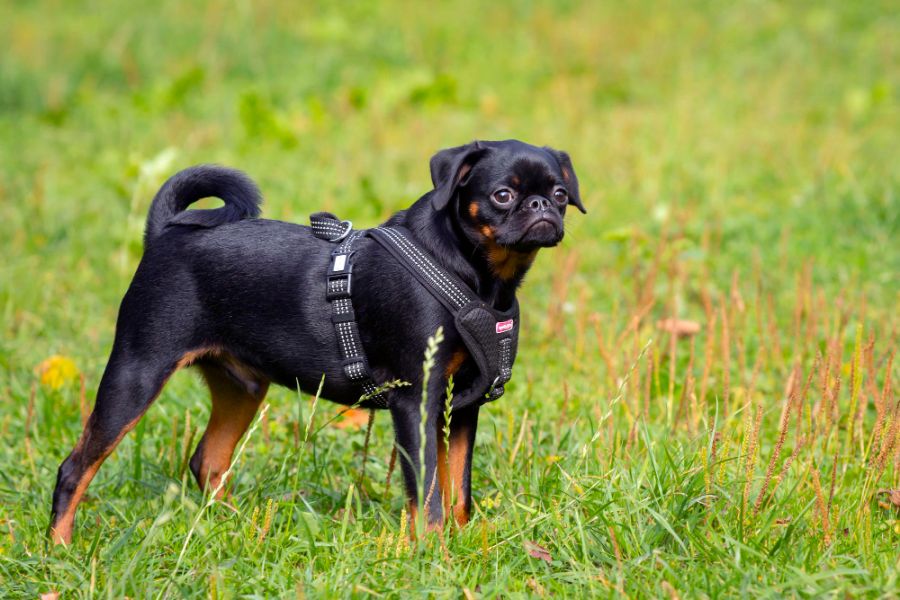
[2,1,896,354]
[0,1,898,595]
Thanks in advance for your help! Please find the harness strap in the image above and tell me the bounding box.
[369,226,475,311]
[311,213,387,408]
[310,213,353,242]
[369,226,518,407]
[310,215,519,411]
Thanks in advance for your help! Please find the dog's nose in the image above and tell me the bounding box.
[525,196,551,212]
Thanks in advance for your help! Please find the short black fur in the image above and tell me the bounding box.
[48,139,584,543]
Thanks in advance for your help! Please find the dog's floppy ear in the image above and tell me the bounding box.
[545,147,586,214]
[429,142,489,211]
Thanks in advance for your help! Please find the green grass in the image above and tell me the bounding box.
[1,0,899,597]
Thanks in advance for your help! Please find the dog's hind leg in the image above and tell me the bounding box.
[48,346,181,545]
[189,358,268,497]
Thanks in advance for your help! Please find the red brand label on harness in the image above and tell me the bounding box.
[496,319,514,334]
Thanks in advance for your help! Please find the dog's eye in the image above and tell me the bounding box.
[553,188,568,203]
[492,189,514,205]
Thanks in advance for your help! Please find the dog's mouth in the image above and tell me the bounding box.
[525,218,557,234]
[515,217,564,248]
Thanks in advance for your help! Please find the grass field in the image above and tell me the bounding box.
[1,0,898,597]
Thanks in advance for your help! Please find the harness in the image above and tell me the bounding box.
[310,212,519,410]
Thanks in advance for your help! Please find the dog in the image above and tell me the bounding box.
[49,139,584,544]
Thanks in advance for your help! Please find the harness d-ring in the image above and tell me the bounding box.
[333,220,353,242]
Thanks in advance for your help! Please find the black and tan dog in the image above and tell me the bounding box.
[49,140,584,544]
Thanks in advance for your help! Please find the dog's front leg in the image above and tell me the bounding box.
[438,401,479,527]
[389,388,445,532]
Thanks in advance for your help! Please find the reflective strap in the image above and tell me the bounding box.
[373,227,475,310]
[310,212,353,242]
[484,337,514,402]
[498,338,513,382]
[484,337,512,402]
[343,360,368,381]
[310,214,387,408]
[312,219,520,411]
[335,230,362,254]
[370,226,520,409]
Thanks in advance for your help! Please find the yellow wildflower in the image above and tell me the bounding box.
[35,355,80,389]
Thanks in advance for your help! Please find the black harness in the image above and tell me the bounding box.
[310,213,519,410]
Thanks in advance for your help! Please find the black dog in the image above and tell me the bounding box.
[49,140,584,544]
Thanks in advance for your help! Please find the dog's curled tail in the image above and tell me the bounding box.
[144,165,262,246]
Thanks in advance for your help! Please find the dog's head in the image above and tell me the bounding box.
[429,140,585,254]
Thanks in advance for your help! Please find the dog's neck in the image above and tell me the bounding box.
[389,194,534,310]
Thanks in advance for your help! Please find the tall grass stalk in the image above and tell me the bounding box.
[417,326,444,533]
[159,403,271,599]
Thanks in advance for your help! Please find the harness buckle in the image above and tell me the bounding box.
[331,252,350,274]
[342,360,368,381]
[326,250,354,300]
[326,272,352,300]
[485,376,501,400]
